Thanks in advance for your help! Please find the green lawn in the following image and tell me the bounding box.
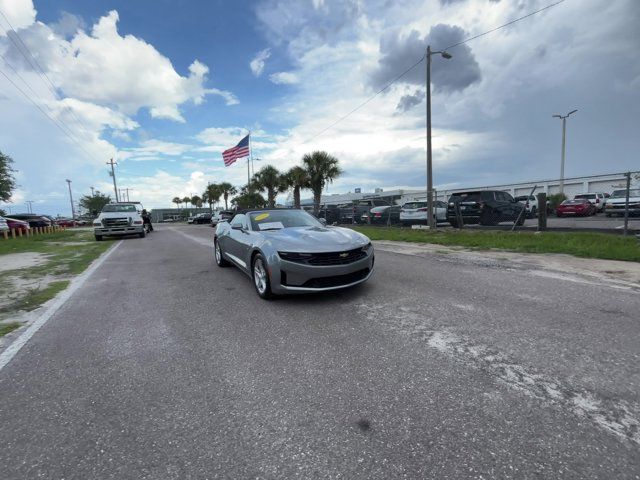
[0,229,113,325]
[351,226,640,263]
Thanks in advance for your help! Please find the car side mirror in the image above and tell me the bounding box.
[319,218,327,226]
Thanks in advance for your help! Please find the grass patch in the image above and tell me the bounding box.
[351,226,640,262]
[0,322,22,337]
[0,229,113,320]
[2,280,70,314]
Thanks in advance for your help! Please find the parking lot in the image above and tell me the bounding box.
[1,224,639,479]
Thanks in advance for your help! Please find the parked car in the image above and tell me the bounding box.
[4,217,30,234]
[514,195,540,218]
[399,201,447,226]
[574,193,606,213]
[317,205,342,225]
[361,205,401,225]
[446,191,526,227]
[556,198,596,217]
[192,213,212,224]
[8,214,52,228]
[211,210,235,226]
[0,216,8,233]
[55,218,77,227]
[604,188,640,217]
[340,199,391,224]
[214,209,374,299]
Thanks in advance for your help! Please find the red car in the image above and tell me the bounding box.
[556,199,596,217]
[5,217,31,234]
[55,218,78,227]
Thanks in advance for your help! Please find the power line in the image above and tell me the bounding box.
[0,66,96,161]
[301,0,567,144]
[0,8,96,157]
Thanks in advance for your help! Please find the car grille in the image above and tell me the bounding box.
[280,247,368,266]
[300,268,370,289]
[103,217,130,227]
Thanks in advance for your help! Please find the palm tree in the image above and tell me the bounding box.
[218,182,237,210]
[284,165,310,209]
[191,195,203,209]
[302,151,343,215]
[172,196,181,209]
[203,183,221,212]
[253,165,287,208]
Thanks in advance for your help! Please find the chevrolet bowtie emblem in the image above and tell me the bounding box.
[339,252,349,258]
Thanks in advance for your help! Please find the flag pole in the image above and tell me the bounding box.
[247,130,251,187]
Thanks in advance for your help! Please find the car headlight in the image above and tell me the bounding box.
[361,242,372,252]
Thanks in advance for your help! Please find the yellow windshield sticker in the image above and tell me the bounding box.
[254,213,270,221]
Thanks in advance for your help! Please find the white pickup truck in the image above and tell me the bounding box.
[93,202,146,241]
[604,188,640,217]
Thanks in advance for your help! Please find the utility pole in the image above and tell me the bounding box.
[123,188,130,202]
[425,45,452,229]
[552,110,578,194]
[623,172,631,236]
[107,158,119,202]
[65,179,75,219]
[90,186,95,196]
[26,201,34,213]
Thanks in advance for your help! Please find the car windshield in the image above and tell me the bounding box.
[249,210,322,231]
[575,194,595,199]
[102,204,138,212]
[562,200,586,205]
[402,202,427,209]
[449,192,485,202]
[611,189,640,198]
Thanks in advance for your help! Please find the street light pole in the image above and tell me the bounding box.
[65,179,75,219]
[552,109,577,194]
[425,45,452,229]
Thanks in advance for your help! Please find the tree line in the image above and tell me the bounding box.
[172,150,342,215]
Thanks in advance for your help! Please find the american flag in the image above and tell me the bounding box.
[222,134,250,166]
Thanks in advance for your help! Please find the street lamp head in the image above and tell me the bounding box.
[552,114,562,118]
[568,109,578,116]
[441,51,452,59]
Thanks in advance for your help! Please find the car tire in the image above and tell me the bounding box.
[95,235,103,241]
[139,230,146,238]
[606,213,612,217]
[252,253,273,300]
[516,215,525,226]
[530,206,537,218]
[557,212,562,217]
[449,219,459,228]
[214,239,230,267]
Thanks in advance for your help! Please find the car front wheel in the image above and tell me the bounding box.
[214,239,230,267]
[252,253,273,299]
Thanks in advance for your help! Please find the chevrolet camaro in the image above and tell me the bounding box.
[213,209,374,299]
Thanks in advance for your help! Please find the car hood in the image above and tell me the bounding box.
[262,226,370,252]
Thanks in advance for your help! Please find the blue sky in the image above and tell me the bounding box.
[1,0,639,215]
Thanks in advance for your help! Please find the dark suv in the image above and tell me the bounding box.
[446,190,526,227]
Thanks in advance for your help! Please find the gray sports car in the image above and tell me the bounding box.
[214,209,374,299]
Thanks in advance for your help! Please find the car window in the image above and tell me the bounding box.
[575,194,595,199]
[248,210,321,230]
[102,204,138,212]
[230,214,246,228]
[402,202,427,209]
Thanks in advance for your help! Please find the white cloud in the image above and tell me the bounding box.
[0,0,36,36]
[250,48,271,76]
[3,10,238,123]
[269,71,299,84]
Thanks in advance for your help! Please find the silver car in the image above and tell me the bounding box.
[214,209,374,299]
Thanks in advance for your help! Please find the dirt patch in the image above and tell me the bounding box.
[0,252,49,273]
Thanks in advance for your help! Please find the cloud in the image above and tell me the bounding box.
[0,0,36,36]
[119,139,192,161]
[3,10,237,122]
[269,71,299,84]
[50,11,85,38]
[250,48,271,76]
[396,89,425,112]
[369,24,481,93]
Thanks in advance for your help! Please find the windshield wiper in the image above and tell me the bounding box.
[260,227,283,231]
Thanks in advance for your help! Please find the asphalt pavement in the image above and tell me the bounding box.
[0,224,639,479]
